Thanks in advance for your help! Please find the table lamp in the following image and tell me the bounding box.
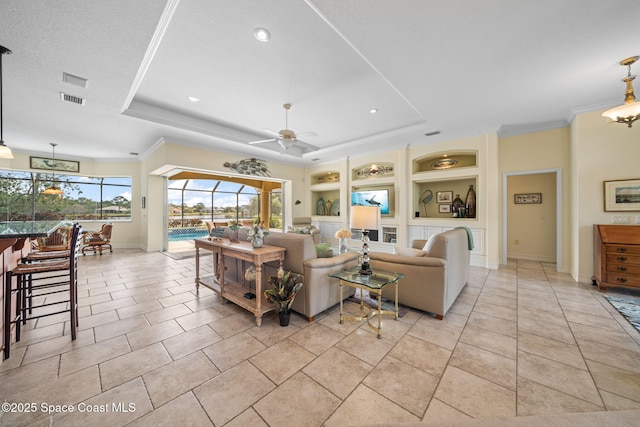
[350,205,380,275]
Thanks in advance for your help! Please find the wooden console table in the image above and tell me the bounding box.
[194,238,285,326]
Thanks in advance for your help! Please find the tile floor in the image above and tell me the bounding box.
[1,249,640,426]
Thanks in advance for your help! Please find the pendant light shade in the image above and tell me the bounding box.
[0,45,14,159]
[42,143,63,195]
[602,56,640,128]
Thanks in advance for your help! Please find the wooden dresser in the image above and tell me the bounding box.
[592,224,640,292]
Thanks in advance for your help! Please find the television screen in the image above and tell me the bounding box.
[351,189,390,215]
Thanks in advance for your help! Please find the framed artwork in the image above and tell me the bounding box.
[439,204,451,213]
[514,193,542,204]
[436,191,453,203]
[30,156,80,173]
[604,178,640,211]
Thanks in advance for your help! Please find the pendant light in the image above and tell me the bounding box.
[602,56,640,128]
[0,45,14,159]
[41,143,63,195]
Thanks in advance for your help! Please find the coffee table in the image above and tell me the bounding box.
[330,267,404,338]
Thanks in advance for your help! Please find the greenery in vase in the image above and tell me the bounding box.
[247,222,269,242]
[264,269,302,313]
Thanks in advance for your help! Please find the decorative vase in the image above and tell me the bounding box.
[465,185,476,218]
[339,238,348,254]
[251,237,263,248]
[279,311,290,326]
[451,194,464,215]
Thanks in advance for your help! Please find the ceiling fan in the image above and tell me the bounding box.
[248,103,319,153]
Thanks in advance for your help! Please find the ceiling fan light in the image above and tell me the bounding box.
[0,141,14,159]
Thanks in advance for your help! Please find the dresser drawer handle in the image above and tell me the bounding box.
[616,266,628,271]
[616,247,628,252]
[616,277,628,283]
[617,256,628,262]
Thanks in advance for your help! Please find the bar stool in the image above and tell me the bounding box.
[3,224,82,360]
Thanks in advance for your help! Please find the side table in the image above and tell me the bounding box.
[330,267,404,338]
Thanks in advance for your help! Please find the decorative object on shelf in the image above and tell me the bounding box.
[331,199,340,216]
[223,158,270,176]
[514,193,542,204]
[325,199,332,216]
[465,185,476,218]
[316,196,326,215]
[439,204,451,213]
[436,191,453,203]
[264,268,303,326]
[315,172,340,183]
[603,178,640,211]
[451,194,465,215]
[602,56,640,127]
[350,205,380,275]
[421,189,433,217]
[41,143,64,195]
[0,45,13,159]
[431,158,458,169]
[247,222,269,247]
[355,163,394,178]
[244,265,256,299]
[295,200,301,205]
[335,228,352,254]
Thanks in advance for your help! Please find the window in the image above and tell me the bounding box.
[0,170,132,221]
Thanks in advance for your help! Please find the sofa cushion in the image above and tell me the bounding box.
[422,234,447,259]
[393,246,426,257]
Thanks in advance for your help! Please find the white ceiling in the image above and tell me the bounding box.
[0,0,638,166]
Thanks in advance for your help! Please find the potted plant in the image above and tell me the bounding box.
[247,222,269,248]
[264,269,302,326]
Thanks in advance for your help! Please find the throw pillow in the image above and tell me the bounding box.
[393,246,426,257]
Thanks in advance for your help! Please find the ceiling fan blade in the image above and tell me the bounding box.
[295,131,318,137]
[294,139,320,151]
[248,138,277,145]
[262,129,281,137]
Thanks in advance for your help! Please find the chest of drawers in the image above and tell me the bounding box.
[592,224,640,291]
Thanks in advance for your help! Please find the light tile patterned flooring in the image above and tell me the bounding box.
[1,250,640,426]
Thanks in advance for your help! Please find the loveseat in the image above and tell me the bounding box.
[369,228,471,319]
[220,228,359,321]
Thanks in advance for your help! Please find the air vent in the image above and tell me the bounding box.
[62,72,88,88]
[424,131,441,137]
[60,92,86,106]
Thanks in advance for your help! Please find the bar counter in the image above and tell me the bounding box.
[1,221,66,361]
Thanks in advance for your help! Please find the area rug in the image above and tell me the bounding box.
[604,295,640,334]
[347,290,409,318]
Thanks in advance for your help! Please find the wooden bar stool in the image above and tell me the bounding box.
[3,224,82,360]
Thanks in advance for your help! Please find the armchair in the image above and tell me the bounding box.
[82,223,113,255]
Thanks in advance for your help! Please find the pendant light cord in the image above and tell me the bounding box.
[0,46,12,145]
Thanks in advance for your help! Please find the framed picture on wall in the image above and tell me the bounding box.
[604,178,640,211]
[439,204,451,213]
[436,191,453,203]
[514,193,542,204]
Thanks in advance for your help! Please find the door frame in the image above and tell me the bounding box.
[501,168,562,270]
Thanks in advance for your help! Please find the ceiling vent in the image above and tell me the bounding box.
[60,92,86,106]
[424,131,441,137]
[62,72,88,88]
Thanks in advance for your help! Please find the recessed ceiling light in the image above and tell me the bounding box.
[369,108,378,114]
[253,28,271,42]
[187,96,199,102]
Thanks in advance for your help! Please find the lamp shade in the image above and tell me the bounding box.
[602,101,640,126]
[350,205,380,230]
[0,143,13,159]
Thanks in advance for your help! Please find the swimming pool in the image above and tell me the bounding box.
[167,228,209,241]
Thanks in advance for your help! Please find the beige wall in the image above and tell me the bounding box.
[506,173,556,262]
[572,110,640,282]
[499,127,571,271]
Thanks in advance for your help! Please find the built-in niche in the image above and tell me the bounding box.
[413,151,477,173]
[414,177,477,219]
[310,171,340,185]
[351,184,395,217]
